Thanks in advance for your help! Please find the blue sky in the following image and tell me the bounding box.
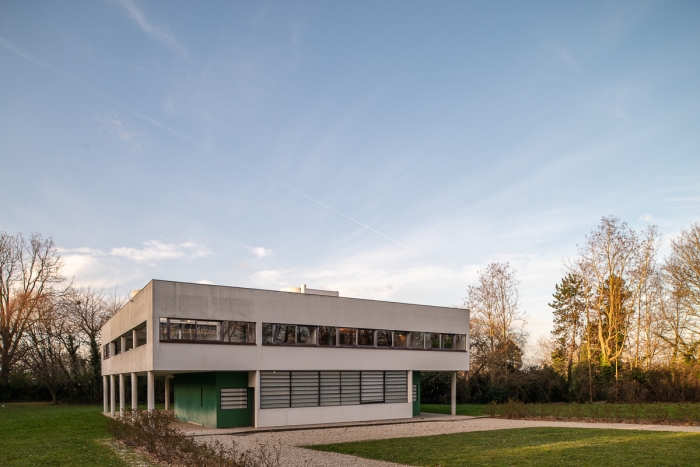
[1,1,699,350]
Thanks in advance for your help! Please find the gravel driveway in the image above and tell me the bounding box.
[188,415,700,467]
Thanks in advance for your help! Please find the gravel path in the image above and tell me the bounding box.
[193,416,700,467]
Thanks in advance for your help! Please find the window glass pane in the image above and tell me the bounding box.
[247,322,256,343]
[428,333,441,348]
[275,324,296,344]
[297,325,314,344]
[318,326,337,346]
[159,318,168,341]
[394,331,409,348]
[442,334,454,349]
[357,329,374,346]
[376,330,392,347]
[137,326,147,346]
[262,323,273,344]
[196,321,220,341]
[411,332,424,349]
[338,328,356,346]
[169,319,195,340]
[455,334,467,350]
[223,321,247,343]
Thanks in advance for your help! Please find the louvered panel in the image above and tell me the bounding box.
[361,371,384,403]
[385,371,408,403]
[412,384,418,402]
[260,371,291,408]
[291,371,320,407]
[320,371,341,406]
[220,388,247,409]
[340,371,360,405]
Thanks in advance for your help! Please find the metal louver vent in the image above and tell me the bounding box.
[320,371,341,406]
[220,388,247,410]
[385,371,408,403]
[361,371,384,403]
[291,371,319,407]
[412,384,417,402]
[260,371,291,409]
[341,371,360,405]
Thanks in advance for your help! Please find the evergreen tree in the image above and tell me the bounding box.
[549,273,585,383]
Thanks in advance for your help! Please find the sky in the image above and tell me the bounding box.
[1,1,699,352]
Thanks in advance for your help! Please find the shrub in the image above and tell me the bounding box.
[106,410,280,467]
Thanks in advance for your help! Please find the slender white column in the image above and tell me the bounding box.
[132,329,138,349]
[164,377,170,411]
[103,375,108,413]
[147,371,155,411]
[131,372,138,410]
[109,374,116,416]
[450,371,457,416]
[120,336,126,354]
[119,374,125,413]
[254,370,261,428]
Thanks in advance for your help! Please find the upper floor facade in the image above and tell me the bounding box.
[101,280,470,376]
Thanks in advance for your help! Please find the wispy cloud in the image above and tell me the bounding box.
[111,240,212,264]
[113,0,189,60]
[58,240,213,286]
[98,114,142,152]
[248,246,273,258]
[0,37,411,253]
[555,46,580,69]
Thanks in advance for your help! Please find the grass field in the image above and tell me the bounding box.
[311,427,700,466]
[420,403,489,416]
[0,402,129,467]
[421,402,700,424]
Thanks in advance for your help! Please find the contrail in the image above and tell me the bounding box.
[0,37,415,252]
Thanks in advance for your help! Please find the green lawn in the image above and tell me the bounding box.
[421,403,488,416]
[311,427,700,466]
[421,402,700,424]
[0,402,128,467]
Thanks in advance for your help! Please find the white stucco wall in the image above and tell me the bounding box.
[258,402,412,427]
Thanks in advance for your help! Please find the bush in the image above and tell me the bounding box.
[106,410,280,467]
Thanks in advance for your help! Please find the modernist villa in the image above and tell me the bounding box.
[101,280,469,428]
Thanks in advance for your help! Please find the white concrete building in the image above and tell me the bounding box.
[101,280,469,428]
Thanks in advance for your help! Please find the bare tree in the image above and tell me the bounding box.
[0,232,63,385]
[464,262,527,382]
[60,286,123,401]
[662,223,700,367]
[578,216,644,379]
[22,299,70,403]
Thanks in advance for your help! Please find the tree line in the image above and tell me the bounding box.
[0,232,123,402]
[423,216,700,404]
[5,218,700,405]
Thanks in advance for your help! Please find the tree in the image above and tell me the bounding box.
[577,216,651,379]
[22,299,70,403]
[665,223,700,320]
[60,286,122,401]
[0,232,63,385]
[549,273,585,383]
[464,262,527,383]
